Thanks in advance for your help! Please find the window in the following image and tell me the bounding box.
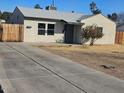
[38,23,45,35]
[97,27,103,36]
[97,27,103,33]
[47,24,55,35]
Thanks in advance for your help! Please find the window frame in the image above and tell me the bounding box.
[97,27,103,33]
[38,23,46,35]
[47,24,55,35]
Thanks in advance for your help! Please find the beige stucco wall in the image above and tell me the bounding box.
[24,20,64,42]
[80,14,116,44]
[9,8,24,24]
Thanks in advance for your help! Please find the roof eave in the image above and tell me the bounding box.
[24,16,84,25]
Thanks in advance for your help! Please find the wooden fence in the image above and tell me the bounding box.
[0,24,24,42]
[115,31,124,44]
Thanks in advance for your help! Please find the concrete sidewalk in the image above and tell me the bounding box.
[0,42,124,93]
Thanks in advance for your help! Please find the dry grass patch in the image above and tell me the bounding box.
[37,44,124,80]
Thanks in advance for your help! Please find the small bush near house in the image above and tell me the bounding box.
[80,25,104,46]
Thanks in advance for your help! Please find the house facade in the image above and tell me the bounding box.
[9,7,116,44]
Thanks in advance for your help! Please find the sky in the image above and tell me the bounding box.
[0,0,124,15]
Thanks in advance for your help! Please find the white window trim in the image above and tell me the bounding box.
[38,23,55,36]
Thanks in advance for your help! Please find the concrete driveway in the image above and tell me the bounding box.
[0,42,124,93]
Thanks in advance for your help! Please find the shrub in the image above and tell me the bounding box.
[81,25,104,46]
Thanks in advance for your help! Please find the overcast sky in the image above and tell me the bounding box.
[0,0,124,15]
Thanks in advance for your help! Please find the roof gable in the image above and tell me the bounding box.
[81,14,116,25]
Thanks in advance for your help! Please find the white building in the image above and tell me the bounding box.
[0,19,5,23]
[10,7,116,44]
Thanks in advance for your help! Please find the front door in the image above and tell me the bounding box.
[64,24,74,43]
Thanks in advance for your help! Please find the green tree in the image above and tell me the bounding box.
[111,13,118,22]
[0,11,2,19]
[81,25,104,46]
[34,4,42,9]
[107,14,111,19]
[90,2,101,15]
[1,12,12,21]
[107,13,118,22]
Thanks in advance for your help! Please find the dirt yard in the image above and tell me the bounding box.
[37,43,124,80]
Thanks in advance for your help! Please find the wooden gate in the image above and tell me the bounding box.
[0,24,24,42]
[115,31,124,44]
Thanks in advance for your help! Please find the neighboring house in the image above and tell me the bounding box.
[9,7,116,44]
[117,23,124,32]
[0,19,5,23]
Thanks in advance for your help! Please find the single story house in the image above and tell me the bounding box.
[9,7,116,44]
